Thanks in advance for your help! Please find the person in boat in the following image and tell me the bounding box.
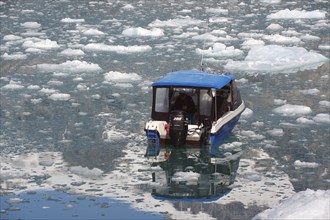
[172,92,195,123]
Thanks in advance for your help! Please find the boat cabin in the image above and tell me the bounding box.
[151,70,243,126]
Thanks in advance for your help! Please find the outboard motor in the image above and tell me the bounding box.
[169,110,188,147]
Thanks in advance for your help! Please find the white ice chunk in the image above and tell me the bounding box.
[69,166,103,179]
[171,171,200,182]
[48,93,71,101]
[267,128,284,137]
[241,108,253,119]
[205,7,228,15]
[104,71,142,83]
[1,81,24,90]
[196,42,243,58]
[122,27,164,37]
[2,52,27,60]
[36,60,102,73]
[149,17,204,28]
[3,34,23,41]
[84,43,152,54]
[82,28,106,36]
[319,100,330,108]
[299,88,320,95]
[241,39,265,49]
[59,48,85,56]
[296,117,315,124]
[225,45,328,74]
[262,34,302,44]
[294,160,320,168]
[21,22,41,29]
[22,39,60,50]
[274,99,287,105]
[60,18,85,23]
[273,104,312,116]
[313,113,330,124]
[267,9,326,19]
[266,23,283,31]
[253,189,329,220]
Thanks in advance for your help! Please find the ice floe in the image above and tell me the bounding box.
[149,17,204,28]
[122,27,164,37]
[48,93,71,101]
[253,189,329,220]
[2,52,27,60]
[59,48,85,56]
[294,160,320,168]
[83,43,152,54]
[273,104,312,116]
[267,9,326,20]
[35,60,102,73]
[1,81,24,90]
[104,71,142,83]
[225,45,328,74]
[196,42,243,58]
[22,39,60,50]
[21,21,41,29]
[313,113,330,124]
[60,18,85,23]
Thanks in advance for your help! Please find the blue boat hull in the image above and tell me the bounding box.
[209,115,241,149]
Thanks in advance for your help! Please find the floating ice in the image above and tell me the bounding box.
[294,160,320,168]
[122,27,164,37]
[39,88,56,94]
[83,43,152,54]
[241,39,265,49]
[104,71,142,83]
[36,60,102,73]
[274,99,287,105]
[121,4,135,11]
[266,23,283,31]
[82,28,106,36]
[205,7,228,15]
[59,48,85,56]
[253,189,330,220]
[149,17,204,28]
[263,34,302,44]
[260,0,281,4]
[273,104,312,116]
[21,21,41,29]
[267,128,284,137]
[299,88,320,95]
[2,52,27,60]
[60,18,85,23]
[240,130,265,140]
[22,39,60,50]
[1,81,24,90]
[225,45,329,74]
[171,171,200,182]
[241,108,253,119]
[69,166,103,179]
[267,9,326,19]
[48,93,71,101]
[313,113,330,124]
[3,34,23,41]
[296,117,315,125]
[319,100,330,108]
[196,42,243,58]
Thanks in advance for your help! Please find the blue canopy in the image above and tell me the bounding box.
[152,70,234,89]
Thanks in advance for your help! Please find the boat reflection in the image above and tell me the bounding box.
[145,144,241,201]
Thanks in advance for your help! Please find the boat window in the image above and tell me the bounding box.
[200,89,212,117]
[155,87,169,113]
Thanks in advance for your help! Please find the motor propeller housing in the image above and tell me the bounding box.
[169,110,188,147]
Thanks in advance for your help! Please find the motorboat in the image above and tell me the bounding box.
[145,70,245,153]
